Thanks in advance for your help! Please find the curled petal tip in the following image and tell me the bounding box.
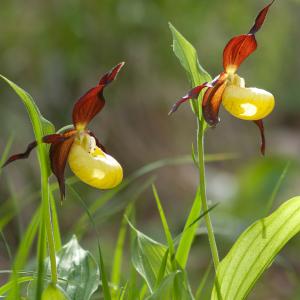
[99,62,125,86]
[249,0,275,34]
[169,83,210,115]
[2,141,38,168]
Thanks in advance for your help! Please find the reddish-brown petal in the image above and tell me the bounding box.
[254,120,266,155]
[202,80,227,126]
[72,62,125,129]
[223,35,257,73]
[49,136,76,201]
[249,0,275,34]
[223,1,274,72]
[168,82,211,115]
[2,140,37,167]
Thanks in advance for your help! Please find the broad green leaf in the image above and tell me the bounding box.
[211,196,300,300]
[129,221,172,293]
[29,236,99,300]
[169,23,211,87]
[169,23,212,116]
[0,75,55,139]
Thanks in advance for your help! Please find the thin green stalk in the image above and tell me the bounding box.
[44,188,58,285]
[197,118,219,271]
[36,147,58,298]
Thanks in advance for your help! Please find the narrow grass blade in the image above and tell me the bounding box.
[152,185,175,268]
[154,249,169,289]
[195,263,212,300]
[0,230,12,263]
[111,204,133,299]
[0,134,14,177]
[6,208,40,299]
[265,161,291,215]
[75,154,236,235]
[0,276,33,296]
[175,188,201,268]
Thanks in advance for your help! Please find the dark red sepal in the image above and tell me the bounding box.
[223,1,274,72]
[72,62,125,129]
[2,140,37,167]
[49,135,76,201]
[99,62,125,85]
[43,133,75,144]
[202,73,228,126]
[249,0,275,34]
[168,82,212,115]
[254,119,265,155]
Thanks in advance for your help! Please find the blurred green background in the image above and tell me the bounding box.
[0,0,300,299]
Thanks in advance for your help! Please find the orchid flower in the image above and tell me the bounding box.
[3,62,124,200]
[169,1,275,154]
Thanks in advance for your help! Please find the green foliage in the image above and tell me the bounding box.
[0,75,59,299]
[175,188,201,268]
[169,22,212,116]
[29,236,99,300]
[41,284,68,300]
[169,23,211,88]
[147,271,193,300]
[212,197,300,300]
[130,220,172,293]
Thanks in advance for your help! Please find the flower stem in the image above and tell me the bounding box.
[39,146,58,285]
[44,182,58,285]
[197,117,220,271]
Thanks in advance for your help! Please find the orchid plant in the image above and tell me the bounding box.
[3,63,124,200]
[170,1,275,155]
[3,1,300,300]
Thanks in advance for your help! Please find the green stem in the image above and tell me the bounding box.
[197,118,220,271]
[36,144,57,296]
[43,181,58,285]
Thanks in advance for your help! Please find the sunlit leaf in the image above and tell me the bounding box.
[169,22,212,115]
[147,271,194,300]
[211,196,300,300]
[169,23,211,87]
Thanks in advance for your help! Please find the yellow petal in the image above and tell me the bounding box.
[68,134,123,189]
[222,85,275,120]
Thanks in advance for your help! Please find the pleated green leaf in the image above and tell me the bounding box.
[212,196,300,300]
[28,236,99,300]
[130,222,172,293]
